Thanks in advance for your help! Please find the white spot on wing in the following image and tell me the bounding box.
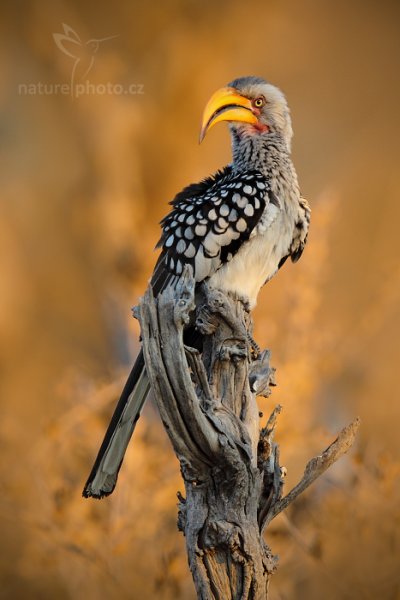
[220,204,229,217]
[217,217,228,229]
[176,239,186,254]
[184,227,194,240]
[175,259,183,275]
[165,235,174,248]
[184,243,196,258]
[244,204,254,217]
[228,208,238,222]
[236,218,247,232]
[232,193,241,204]
[195,224,207,236]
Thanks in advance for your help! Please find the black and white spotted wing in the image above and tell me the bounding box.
[152,167,270,292]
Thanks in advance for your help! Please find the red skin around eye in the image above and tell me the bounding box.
[253,122,269,133]
[236,122,270,138]
[249,105,269,134]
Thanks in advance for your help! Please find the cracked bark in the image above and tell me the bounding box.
[137,266,360,600]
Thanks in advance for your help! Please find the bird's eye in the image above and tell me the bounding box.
[254,97,264,108]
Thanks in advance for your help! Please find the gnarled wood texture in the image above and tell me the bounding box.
[137,266,359,599]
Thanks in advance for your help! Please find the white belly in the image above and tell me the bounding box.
[208,215,293,308]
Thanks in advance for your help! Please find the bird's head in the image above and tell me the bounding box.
[200,76,293,151]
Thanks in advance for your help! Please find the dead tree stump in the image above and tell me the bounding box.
[137,266,359,600]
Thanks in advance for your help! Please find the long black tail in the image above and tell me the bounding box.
[82,350,150,498]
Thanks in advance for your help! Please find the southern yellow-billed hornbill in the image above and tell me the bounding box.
[83,76,310,499]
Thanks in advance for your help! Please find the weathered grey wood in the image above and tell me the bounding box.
[261,416,361,530]
[137,266,359,599]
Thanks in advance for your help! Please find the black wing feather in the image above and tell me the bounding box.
[156,169,270,284]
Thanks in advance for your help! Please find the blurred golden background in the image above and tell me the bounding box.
[1,1,400,598]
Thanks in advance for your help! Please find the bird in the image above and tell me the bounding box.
[83,76,311,499]
[53,23,118,90]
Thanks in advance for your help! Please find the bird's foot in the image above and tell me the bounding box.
[247,334,261,359]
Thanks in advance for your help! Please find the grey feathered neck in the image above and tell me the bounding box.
[231,129,290,177]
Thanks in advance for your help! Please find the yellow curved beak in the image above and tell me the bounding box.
[199,87,258,143]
